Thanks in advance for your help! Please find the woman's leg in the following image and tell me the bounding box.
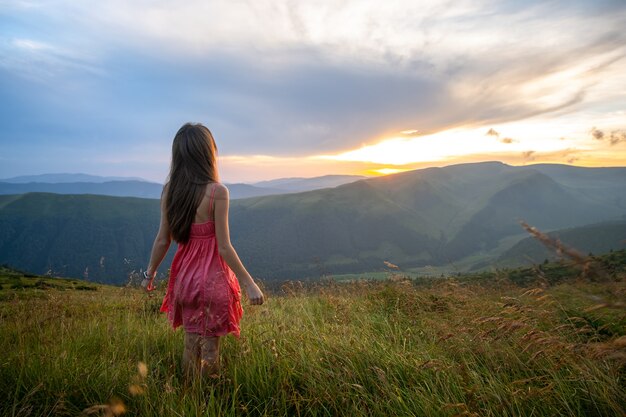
[198,336,220,377]
[183,332,201,378]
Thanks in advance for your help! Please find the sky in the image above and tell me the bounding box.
[1,0,625,183]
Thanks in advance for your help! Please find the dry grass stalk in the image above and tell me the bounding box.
[522,288,544,297]
[520,221,587,264]
[82,398,126,416]
[519,221,608,281]
[586,335,626,367]
[384,261,400,270]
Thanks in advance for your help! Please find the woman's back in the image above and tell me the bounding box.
[191,182,219,224]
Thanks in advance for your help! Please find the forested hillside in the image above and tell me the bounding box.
[0,193,174,283]
[230,162,625,277]
[0,162,624,283]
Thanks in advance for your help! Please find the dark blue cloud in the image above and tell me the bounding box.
[0,44,448,156]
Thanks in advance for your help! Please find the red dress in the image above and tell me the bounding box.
[160,184,243,337]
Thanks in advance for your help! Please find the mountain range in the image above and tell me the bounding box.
[254,175,367,192]
[0,174,366,199]
[0,162,624,283]
[0,173,147,183]
[228,162,625,277]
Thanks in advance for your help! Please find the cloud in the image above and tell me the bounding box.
[401,129,420,136]
[1,0,626,180]
[609,130,626,145]
[590,126,626,145]
[486,128,516,144]
[432,147,591,168]
[591,127,605,140]
[0,35,105,83]
[485,128,500,137]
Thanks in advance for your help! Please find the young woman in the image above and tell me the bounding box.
[145,122,264,378]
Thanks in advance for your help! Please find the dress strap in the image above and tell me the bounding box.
[208,183,217,219]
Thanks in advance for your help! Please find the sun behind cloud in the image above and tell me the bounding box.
[370,167,412,175]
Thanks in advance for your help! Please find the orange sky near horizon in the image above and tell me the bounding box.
[219,118,626,182]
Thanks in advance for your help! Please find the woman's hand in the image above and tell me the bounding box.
[244,281,264,305]
[142,270,156,292]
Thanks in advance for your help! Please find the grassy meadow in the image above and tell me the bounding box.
[0,259,625,416]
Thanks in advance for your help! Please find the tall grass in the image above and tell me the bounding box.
[1,274,624,416]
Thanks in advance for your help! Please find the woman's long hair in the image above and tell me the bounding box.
[166,123,218,243]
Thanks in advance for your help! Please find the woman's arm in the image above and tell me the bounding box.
[213,183,264,305]
[146,185,172,278]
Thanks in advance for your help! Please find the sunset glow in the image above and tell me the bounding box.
[319,119,625,169]
[370,168,412,175]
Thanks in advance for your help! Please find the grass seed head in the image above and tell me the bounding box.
[137,361,148,378]
[129,384,145,396]
[108,398,126,416]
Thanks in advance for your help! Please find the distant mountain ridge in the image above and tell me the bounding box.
[1,173,148,183]
[0,162,624,283]
[0,181,165,199]
[0,181,283,200]
[0,174,367,199]
[253,175,368,192]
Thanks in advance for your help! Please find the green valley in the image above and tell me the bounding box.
[0,162,624,283]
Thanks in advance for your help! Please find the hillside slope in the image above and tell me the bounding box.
[230,162,624,277]
[254,175,367,192]
[497,220,626,267]
[0,162,624,282]
[0,193,174,283]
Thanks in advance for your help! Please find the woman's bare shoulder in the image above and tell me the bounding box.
[212,182,230,200]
